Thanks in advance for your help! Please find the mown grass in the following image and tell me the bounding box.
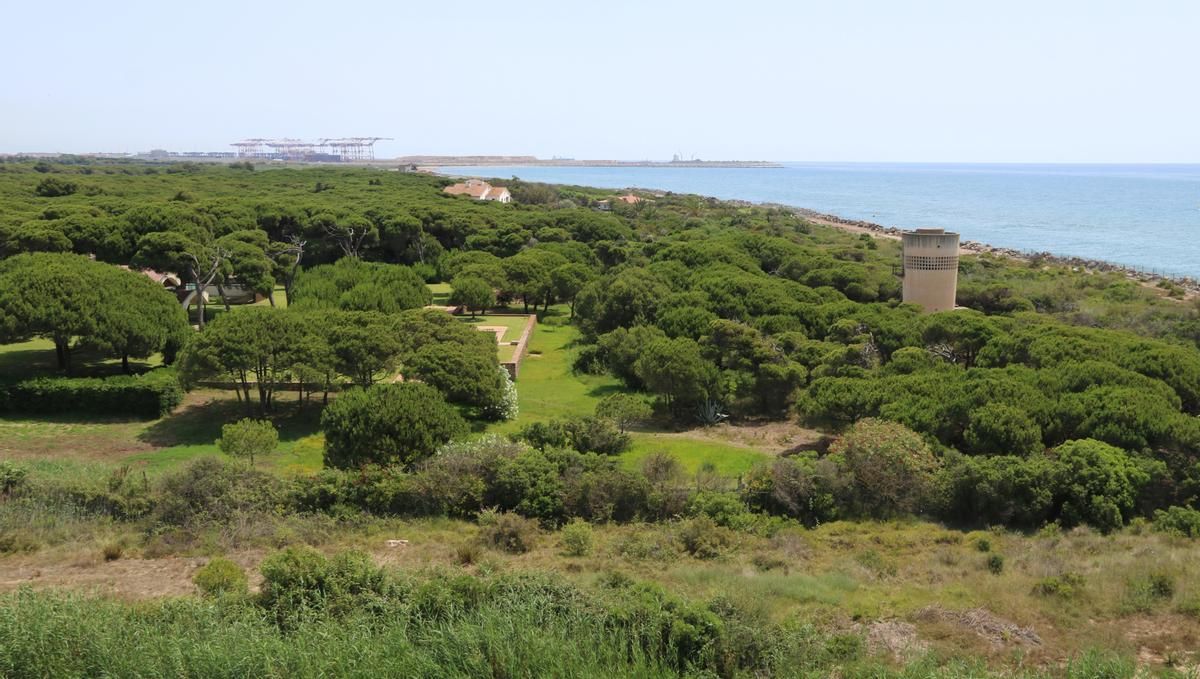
[488,322,622,435]
[1,391,326,475]
[621,434,769,477]
[456,314,531,362]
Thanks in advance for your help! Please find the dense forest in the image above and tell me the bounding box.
[3,158,1200,676]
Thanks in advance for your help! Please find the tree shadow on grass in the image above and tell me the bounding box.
[137,393,324,448]
[586,384,625,399]
[0,347,156,380]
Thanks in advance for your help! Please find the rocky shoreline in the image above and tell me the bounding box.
[788,207,1200,297]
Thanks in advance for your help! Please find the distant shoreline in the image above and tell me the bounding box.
[775,206,1200,297]
[403,156,781,169]
[431,166,1200,297]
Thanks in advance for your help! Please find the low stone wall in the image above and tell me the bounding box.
[497,314,537,379]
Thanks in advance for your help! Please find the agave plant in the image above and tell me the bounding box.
[695,399,728,426]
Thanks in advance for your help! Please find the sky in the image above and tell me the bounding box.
[2,0,1198,163]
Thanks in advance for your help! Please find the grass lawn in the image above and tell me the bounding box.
[428,282,452,305]
[487,323,622,435]
[1,390,326,476]
[457,314,530,362]
[620,434,769,477]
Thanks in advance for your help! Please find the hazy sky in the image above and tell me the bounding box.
[3,0,1198,162]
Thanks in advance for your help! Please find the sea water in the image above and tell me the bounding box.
[440,163,1200,279]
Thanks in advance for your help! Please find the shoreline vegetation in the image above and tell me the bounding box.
[787,206,1200,298]
[427,166,1200,297]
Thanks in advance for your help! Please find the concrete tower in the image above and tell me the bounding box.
[901,228,959,313]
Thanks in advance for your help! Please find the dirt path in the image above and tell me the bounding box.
[638,421,827,456]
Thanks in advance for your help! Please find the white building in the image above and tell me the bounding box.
[443,178,511,203]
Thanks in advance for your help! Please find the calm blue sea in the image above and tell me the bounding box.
[440,163,1200,279]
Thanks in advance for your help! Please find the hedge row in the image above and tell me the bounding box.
[0,368,182,419]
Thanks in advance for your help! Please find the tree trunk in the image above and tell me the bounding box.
[268,291,276,307]
[122,354,130,374]
[217,284,231,312]
[54,341,66,371]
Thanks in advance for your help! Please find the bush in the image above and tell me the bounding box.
[1122,572,1176,613]
[1032,573,1085,599]
[740,455,844,527]
[0,368,182,419]
[153,457,288,528]
[559,519,594,557]
[259,546,396,627]
[0,462,28,497]
[34,177,77,197]
[595,393,653,432]
[193,557,249,597]
[687,492,755,530]
[986,553,1005,575]
[676,515,733,559]
[517,416,631,455]
[321,383,467,470]
[1152,506,1200,538]
[406,342,507,413]
[831,418,939,518]
[566,417,632,455]
[481,366,518,422]
[477,510,539,554]
[1055,439,1150,533]
[217,418,279,467]
[933,453,1061,528]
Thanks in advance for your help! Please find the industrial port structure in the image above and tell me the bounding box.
[230,137,392,162]
[901,227,960,313]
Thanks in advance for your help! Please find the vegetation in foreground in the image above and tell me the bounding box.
[6,159,1200,675]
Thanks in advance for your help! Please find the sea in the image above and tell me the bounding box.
[439,163,1200,279]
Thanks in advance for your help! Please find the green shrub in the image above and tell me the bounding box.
[321,383,467,469]
[0,368,182,419]
[1055,439,1150,534]
[986,554,1005,575]
[974,537,992,552]
[832,418,939,518]
[153,457,287,528]
[259,546,395,627]
[477,510,539,554]
[676,515,732,559]
[1032,573,1086,599]
[517,417,631,455]
[559,519,594,557]
[1152,506,1200,538]
[0,462,27,497]
[687,491,755,530]
[1122,572,1176,613]
[217,418,279,467]
[193,557,249,597]
[566,417,631,455]
[34,176,77,197]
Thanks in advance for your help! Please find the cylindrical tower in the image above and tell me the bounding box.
[901,228,959,313]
